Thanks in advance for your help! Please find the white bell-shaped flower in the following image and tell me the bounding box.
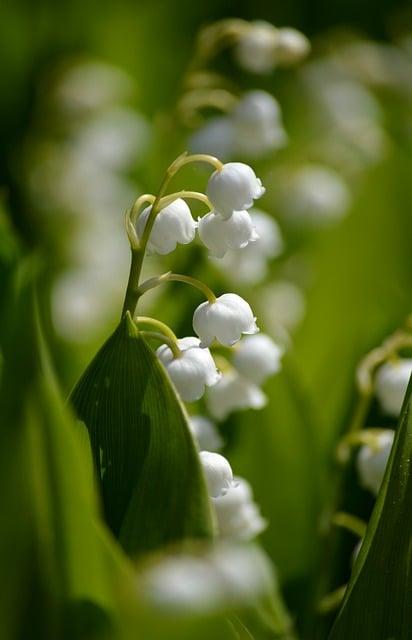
[136,198,196,255]
[234,21,278,74]
[213,209,284,284]
[199,451,234,498]
[206,162,265,219]
[189,116,235,161]
[198,209,258,258]
[357,430,395,495]
[375,359,412,417]
[156,337,220,402]
[233,334,284,385]
[193,293,258,347]
[273,28,311,66]
[189,415,223,452]
[233,91,287,158]
[206,370,267,421]
[212,477,267,540]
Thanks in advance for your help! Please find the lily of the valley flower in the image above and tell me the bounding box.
[357,430,395,495]
[273,28,311,66]
[206,162,265,219]
[232,91,287,158]
[206,370,267,421]
[193,293,258,347]
[234,21,278,74]
[233,333,284,385]
[156,337,220,402]
[198,209,258,258]
[189,415,223,451]
[189,116,235,162]
[212,476,267,540]
[199,451,234,498]
[137,198,196,255]
[375,358,412,417]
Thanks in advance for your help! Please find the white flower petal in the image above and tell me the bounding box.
[206,162,265,219]
[157,337,221,402]
[199,451,234,498]
[189,415,223,452]
[212,477,267,540]
[375,359,412,417]
[206,371,267,421]
[357,430,395,495]
[198,209,257,258]
[193,293,258,347]
[234,21,278,74]
[136,198,196,255]
[233,334,283,385]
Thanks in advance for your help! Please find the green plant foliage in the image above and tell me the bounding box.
[329,381,412,639]
[70,312,214,556]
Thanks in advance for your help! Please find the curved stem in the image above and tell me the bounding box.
[159,190,212,210]
[136,316,179,343]
[332,512,367,538]
[140,331,181,359]
[129,193,156,226]
[167,273,217,303]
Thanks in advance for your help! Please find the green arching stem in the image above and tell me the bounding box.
[136,316,180,356]
[140,331,181,359]
[167,273,217,303]
[332,512,367,538]
[318,585,347,615]
[159,190,212,210]
[121,152,223,318]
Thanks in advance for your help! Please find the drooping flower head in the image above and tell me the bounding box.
[357,430,395,495]
[157,337,220,402]
[233,333,284,385]
[193,293,258,347]
[198,209,258,258]
[137,198,196,255]
[375,359,412,417]
[206,162,265,219]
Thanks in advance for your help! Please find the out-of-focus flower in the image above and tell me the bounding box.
[189,116,235,161]
[233,333,284,385]
[214,208,283,284]
[207,162,265,219]
[375,359,412,417]
[212,477,267,540]
[193,293,258,347]
[198,209,258,258]
[137,199,197,255]
[234,21,279,74]
[199,451,233,498]
[232,91,287,158]
[53,60,135,114]
[206,370,267,421]
[140,542,274,613]
[357,430,395,495]
[259,281,306,332]
[277,165,351,226]
[189,415,223,451]
[156,337,221,402]
[272,28,311,66]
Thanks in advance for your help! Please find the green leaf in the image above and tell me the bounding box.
[329,379,412,639]
[69,312,213,556]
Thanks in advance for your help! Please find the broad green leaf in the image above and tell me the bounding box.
[0,267,137,639]
[329,378,412,639]
[69,312,213,556]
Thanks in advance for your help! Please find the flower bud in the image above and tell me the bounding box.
[198,209,258,258]
[234,21,278,74]
[357,430,395,495]
[273,28,310,66]
[233,334,283,385]
[189,415,223,452]
[206,162,265,219]
[193,293,258,347]
[199,451,234,498]
[156,337,220,402]
[206,370,267,421]
[137,198,196,255]
[375,359,412,417]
